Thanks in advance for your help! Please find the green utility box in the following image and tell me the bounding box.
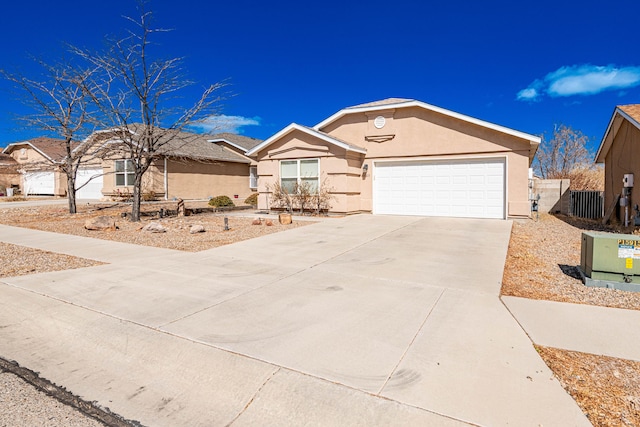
[581,231,640,284]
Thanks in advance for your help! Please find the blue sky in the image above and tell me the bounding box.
[1,0,639,154]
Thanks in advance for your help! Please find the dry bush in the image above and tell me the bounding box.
[569,166,604,191]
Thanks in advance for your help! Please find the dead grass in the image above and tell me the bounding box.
[537,346,640,427]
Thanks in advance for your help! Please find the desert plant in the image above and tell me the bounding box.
[208,195,235,207]
[313,178,334,215]
[142,191,157,202]
[267,181,296,213]
[244,192,258,206]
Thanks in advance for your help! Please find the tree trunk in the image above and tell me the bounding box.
[131,173,143,222]
[67,176,77,214]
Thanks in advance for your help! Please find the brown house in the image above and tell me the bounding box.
[595,104,640,223]
[247,98,540,219]
[93,127,260,201]
[2,137,69,196]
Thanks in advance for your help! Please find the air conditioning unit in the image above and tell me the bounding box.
[580,231,640,292]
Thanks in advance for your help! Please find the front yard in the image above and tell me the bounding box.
[502,213,640,426]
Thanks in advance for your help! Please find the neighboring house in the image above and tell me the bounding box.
[0,153,20,195]
[595,104,640,223]
[92,126,260,201]
[2,137,68,196]
[247,98,540,219]
[208,133,263,192]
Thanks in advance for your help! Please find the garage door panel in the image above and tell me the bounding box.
[76,168,104,199]
[374,158,505,219]
[24,172,55,195]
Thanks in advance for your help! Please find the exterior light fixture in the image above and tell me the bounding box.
[363,164,369,172]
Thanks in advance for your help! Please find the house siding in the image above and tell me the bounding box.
[604,120,640,222]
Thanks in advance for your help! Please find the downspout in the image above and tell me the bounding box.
[164,156,168,200]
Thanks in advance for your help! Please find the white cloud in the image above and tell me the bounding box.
[189,114,261,134]
[516,64,640,101]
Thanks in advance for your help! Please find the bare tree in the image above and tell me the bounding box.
[534,124,604,190]
[535,124,593,180]
[75,2,226,221]
[2,59,101,213]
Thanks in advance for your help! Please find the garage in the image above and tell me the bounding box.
[23,171,55,195]
[373,158,505,219]
[75,168,104,199]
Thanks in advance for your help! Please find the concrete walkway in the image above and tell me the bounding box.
[503,296,640,362]
[0,215,590,426]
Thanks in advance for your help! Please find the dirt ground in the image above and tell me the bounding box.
[0,201,313,252]
[502,213,640,426]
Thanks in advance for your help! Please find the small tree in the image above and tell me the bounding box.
[76,3,225,221]
[2,59,101,214]
[534,124,602,190]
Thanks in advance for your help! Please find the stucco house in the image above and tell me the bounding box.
[247,98,540,219]
[91,127,260,201]
[2,137,69,196]
[595,104,640,223]
[0,153,20,195]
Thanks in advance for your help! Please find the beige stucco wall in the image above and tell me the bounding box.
[166,159,251,201]
[604,120,640,223]
[100,157,252,201]
[255,129,365,213]
[256,106,535,217]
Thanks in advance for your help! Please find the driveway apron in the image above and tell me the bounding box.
[0,215,590,426]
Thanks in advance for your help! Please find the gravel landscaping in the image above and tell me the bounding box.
[502,213,640,426]
[0,201,313,252]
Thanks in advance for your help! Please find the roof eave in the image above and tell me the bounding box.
[314,100,541,144]
[595,107,640,164]
[2,141,57,163]
[208,138,250,154]
[246,124,367,157]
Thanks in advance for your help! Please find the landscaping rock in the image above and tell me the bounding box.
[278,213,292,225]
[189,224,205,234]
[142,222,167,233]
[265,220,274,226]
[252,218,262,225]
[84,216,116,231]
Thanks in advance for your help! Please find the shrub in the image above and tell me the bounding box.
[142,191,157,202]
[244,193,258,206]
[208,195,235,207]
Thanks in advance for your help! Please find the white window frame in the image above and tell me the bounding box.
[280,158,319,194]
[115,159,135,186]
[249,165,258,189]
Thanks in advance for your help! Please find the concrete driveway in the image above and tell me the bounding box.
[0,215,590,426]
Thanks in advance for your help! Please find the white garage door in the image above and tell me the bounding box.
[75,168,104,199]
[23,171,55,195]
[374,158,505,219]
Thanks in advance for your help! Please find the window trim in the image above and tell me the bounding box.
[279,158,319,194]
[249,165,258,189]
[114,159,135,187]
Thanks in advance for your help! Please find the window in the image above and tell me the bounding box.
[280,159,319,193]
[250,166,258,189]
[115,160,135,186]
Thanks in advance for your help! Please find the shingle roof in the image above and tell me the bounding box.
[2,137,70,162]
[618,104,640,123]
[345,98,414,109]
[208,133,263,151]
[99,125,251,163]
